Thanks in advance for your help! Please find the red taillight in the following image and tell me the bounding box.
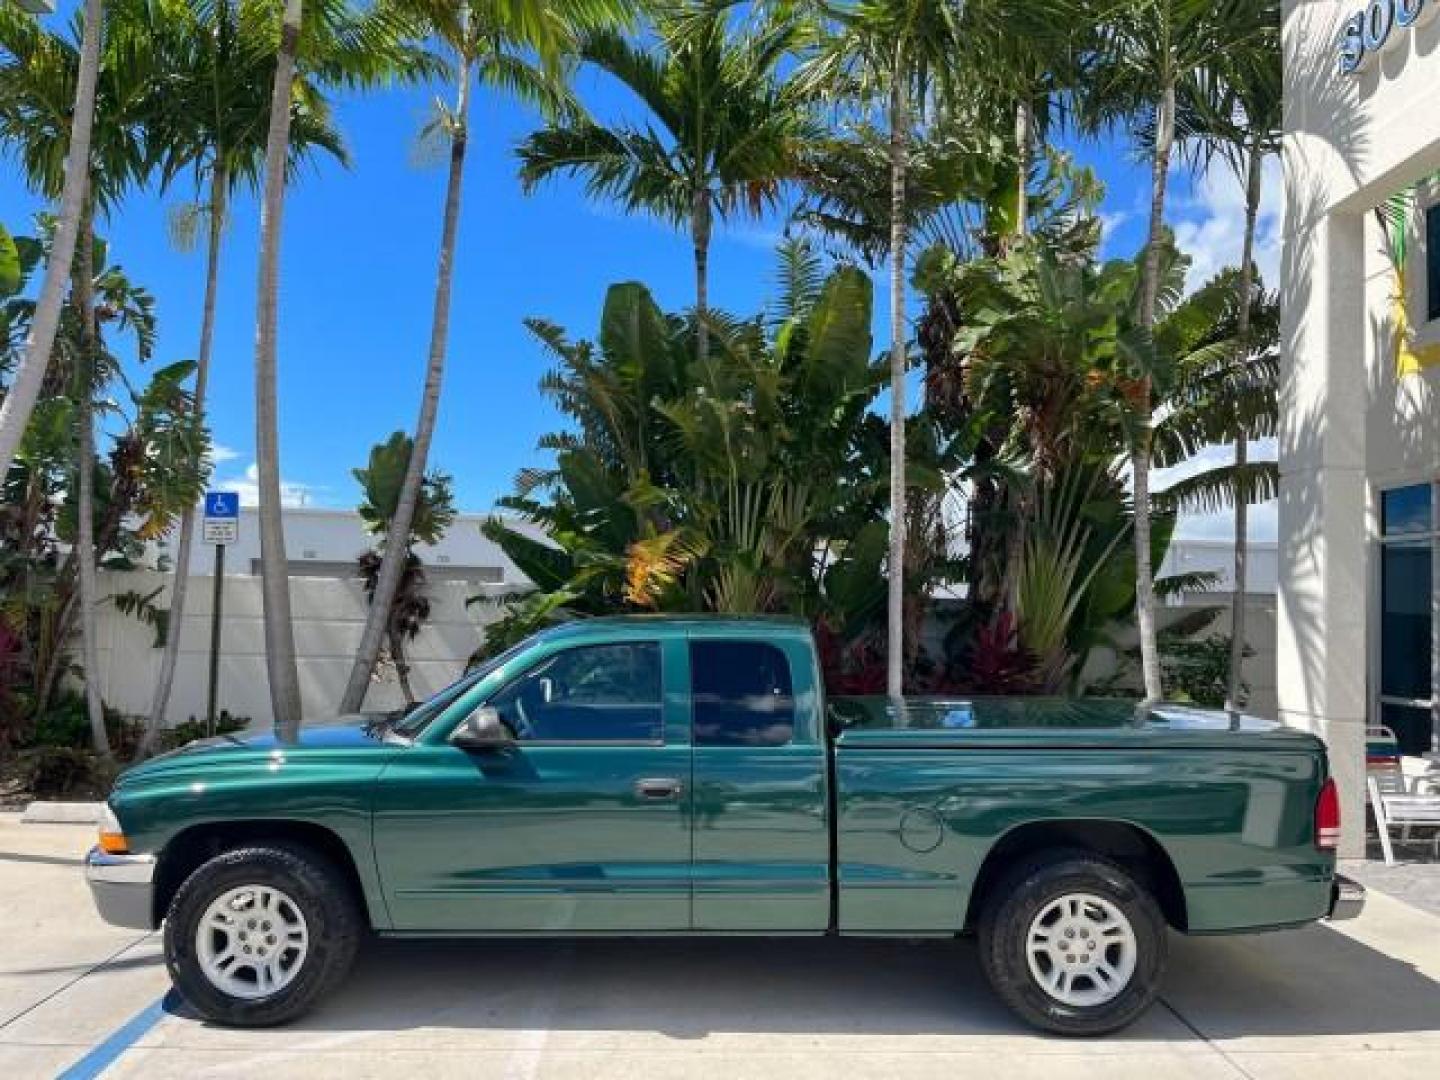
[1315,778,1341,851]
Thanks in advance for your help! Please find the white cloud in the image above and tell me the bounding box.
[208,443,241,465]
[1098,209,1133,254]
[721,225,787,252]
[213,463,317,509]
[1170,155,1283,292]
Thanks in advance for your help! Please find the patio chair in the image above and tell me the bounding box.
[1366,725,1440,866]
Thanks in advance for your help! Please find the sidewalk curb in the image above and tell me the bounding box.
[21,801,104,824]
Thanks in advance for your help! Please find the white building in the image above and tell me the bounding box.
[1282,1,1440,854]
[95,510,542,727]
[168,506,536,585]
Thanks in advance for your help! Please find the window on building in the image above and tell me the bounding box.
[1382,484,1432,535]
[691,641,795,747]
[1378,483,1437,756]
[1428,203,1440,323]
[488,642,663,742]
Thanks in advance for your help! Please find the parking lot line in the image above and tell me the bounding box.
[56,992,180,1080]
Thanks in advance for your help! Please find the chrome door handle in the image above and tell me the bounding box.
[633,777,683,800]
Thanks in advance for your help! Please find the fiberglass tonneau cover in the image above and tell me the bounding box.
[829,697,1324,752]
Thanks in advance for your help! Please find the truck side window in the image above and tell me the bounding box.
[489,642,663,743]
[691,641,795,747]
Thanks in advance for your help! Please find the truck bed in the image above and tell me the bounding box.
[826,696,1334,935]
[829,696,1325,752]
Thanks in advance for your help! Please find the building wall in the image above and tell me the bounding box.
[1160,539,1281,595]
[1282,0,1440,854]
[164,507,543,581]
[95,507,542,724]
[93,571,513,725]
[1076,598,1279,720]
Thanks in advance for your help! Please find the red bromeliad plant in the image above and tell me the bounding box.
[815,619,887,696]
[957,612,1036,695]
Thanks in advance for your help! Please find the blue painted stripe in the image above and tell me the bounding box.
[57,990,186,1080]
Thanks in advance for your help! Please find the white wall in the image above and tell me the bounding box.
[93,570,512,726]
[1160,540,1280,596]
[1079,598,1279,719]
[163,507,545,580]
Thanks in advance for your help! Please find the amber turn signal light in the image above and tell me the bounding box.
[98,804,129,854]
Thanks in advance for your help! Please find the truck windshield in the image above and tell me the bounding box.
[390,640,530,737]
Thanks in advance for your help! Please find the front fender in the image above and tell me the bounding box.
[109,744,400,929]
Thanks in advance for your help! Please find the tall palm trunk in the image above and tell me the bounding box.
[256,0,305,738]
[73,196,111,758]
[692,189,711,362]
[0,0,104,481]
[390,624,416,707]
[139,165,228,757]
[1014,97,1031,237]
[885,62,909,701]
[1133,79,1176,705]
[339,53,473,714]
[1227,136,1264,710]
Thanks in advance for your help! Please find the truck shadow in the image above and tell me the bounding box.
[277,922,1440,1042]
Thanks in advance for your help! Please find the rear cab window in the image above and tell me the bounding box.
[691,640,796,747]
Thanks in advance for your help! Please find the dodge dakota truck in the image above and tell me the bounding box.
[85,616,1364,1036]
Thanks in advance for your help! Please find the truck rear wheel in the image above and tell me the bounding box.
[163,843,362,1026]
[977,850,1167,1036]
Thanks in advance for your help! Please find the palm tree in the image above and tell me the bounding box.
[1153,273,1279,525]
[516,1,810,363]
[0,1,154,754]
[249,0,436,739]
[4,226,205,729]
[252,0,306,736]
[797,0,967,698]
[138,0,347,755]
[961,1,1088,237]
[1193,8,1281,708]
[338,0,626,714]
[352,431,456,707]
[1077,0,1267,703]
[0,0,103,486]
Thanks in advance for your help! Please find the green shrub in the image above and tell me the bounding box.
[19,696,252,760]
[14,746,119,799]
[23,695,142,755]
[1159,633,1250,708]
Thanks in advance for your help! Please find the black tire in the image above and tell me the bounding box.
[163,843,363,1026]
[977,850,1167,1036]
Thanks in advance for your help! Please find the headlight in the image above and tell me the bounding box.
[98,803,129,855]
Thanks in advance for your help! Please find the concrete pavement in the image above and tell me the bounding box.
[1343,846,1440,919]
[1,810,1438,1078]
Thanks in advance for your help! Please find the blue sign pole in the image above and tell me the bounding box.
[206,545,225,737]
[202,492,239,735]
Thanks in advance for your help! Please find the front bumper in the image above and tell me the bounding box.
[85,846,156,930]
[1327,873,1366,921]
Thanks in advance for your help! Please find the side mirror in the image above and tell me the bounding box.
[449,706,514,750]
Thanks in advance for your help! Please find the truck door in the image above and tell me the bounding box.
[688,635,831,931]
[373,637,692,932]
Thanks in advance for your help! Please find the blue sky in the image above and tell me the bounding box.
[1,8,1281,541]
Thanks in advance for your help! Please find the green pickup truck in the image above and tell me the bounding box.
[86,616,1362,1036]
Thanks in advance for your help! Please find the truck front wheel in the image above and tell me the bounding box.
[977,851,1167,1036]
[162,844,362,1026]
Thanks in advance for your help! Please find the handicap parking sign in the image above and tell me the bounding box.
[202,491,240,544]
